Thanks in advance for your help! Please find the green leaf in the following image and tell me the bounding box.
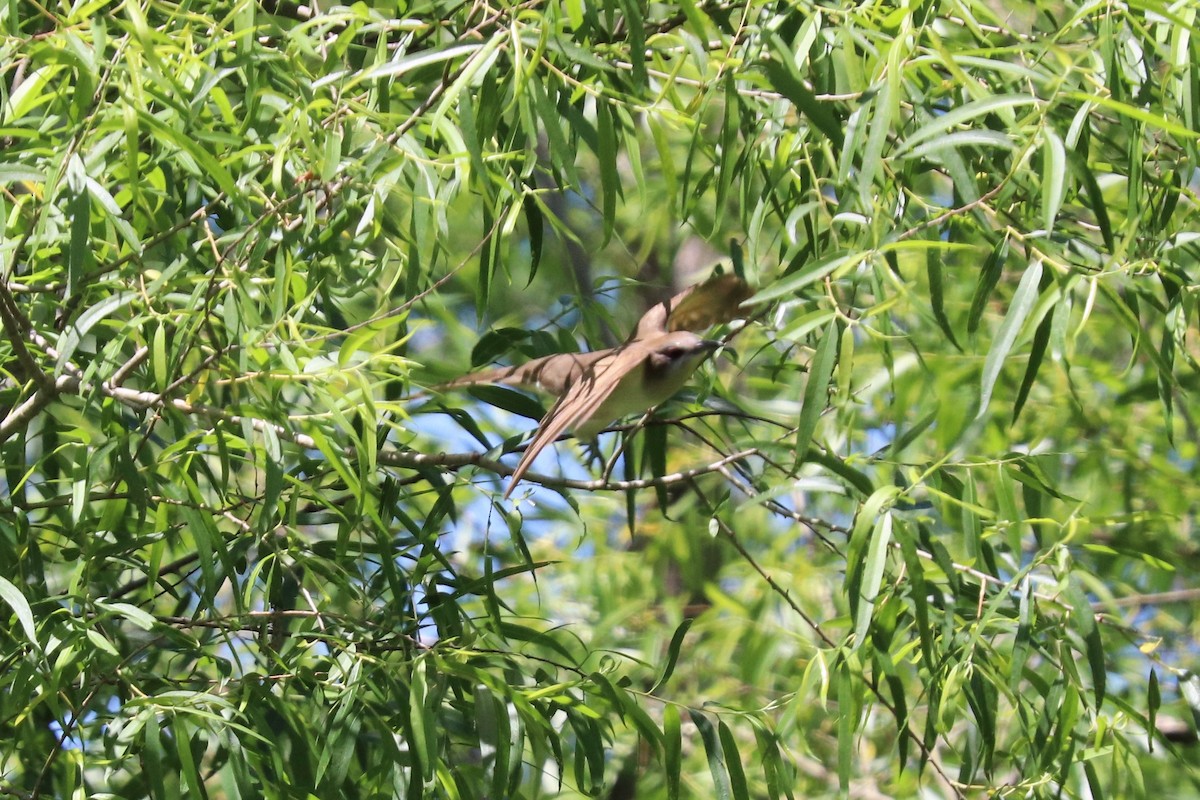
[761,42,842,146]
[650,618,693,695]
[465,385,547,423]
[1067,91,1200,140]
[846,486,899,626]
[1148,669,1160,753]
[795,321,839,458]
[857,40,899,206]
[690,710,732,800]
[352,42,482,86]
[1069,150,1114,251]
[926,248,961,350]
[523,192,543,280]
[717,721,750,800]
[884,405,938,457]
[1010,581,1034,693]
[409,658,436,779]
[5,64,64,121]
[1064,576,1105,708]
[852,510,894,650]
[978,260,1042,418]
[1178,670,1200,732]
[837,661,855,791]
[596,100,618,245]
[751,250,860,304]
[644,421,669,511]
[968,237,1009,335]
[894,93,1037,157]
[0,576,39,652]
[1041,128,1067,231]
[66,156,92,297]
[173,718,203,798]
[665,704,681,800]
[1012,271,1054,424]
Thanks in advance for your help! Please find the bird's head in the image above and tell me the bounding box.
[643,332,721,391]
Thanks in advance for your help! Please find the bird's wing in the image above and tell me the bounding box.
[439,350,607,394]
[633,272,752,339]
[503,346,639,497]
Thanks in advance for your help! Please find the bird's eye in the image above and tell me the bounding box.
[661,347,686,359]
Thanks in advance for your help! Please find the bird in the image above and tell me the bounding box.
[440,272,753,497]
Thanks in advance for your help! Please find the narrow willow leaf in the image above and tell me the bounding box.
[845,486,899,622]
[754,727,791,800]
[857,43,898,206]
[883,674,908,771]
[837,662,854,791]
[1178,670,1200,733]
[67,157,91,297]
[967,671,997,775]
[803,448,874,496]
[1012,270,1054,423]
[649,618,693,694]
[665,704,681,800]
[761,39,842,146]
[1085,626,1107,709]
[1067,91,1200,140]
[977,260,1042,419]
[961,469,981,561]
[616,692,664,753]
[5,64,63,121]
[927,248,961,350]
[409,658,436,778]
[894,94,1037,157]
[528,77,576,187]
[1069,150,1114,251]
[714,75,738,231]
[1084,760,1107,800]
[1010,581,1034,693]
[836,319,855,396]
[898,130,1016,161]
[173,718,203,798]
[523,193,543,280]
[596,100,618,245]
[465,385,547,423]
[1148,669,1160,752]
[897,528,933,669]
[573,711,606,793]
[885,405,938,457]
[1156,169,1182,232]
[477,206,494,319]
[643,417,669,510]
[141,713,168,799]
[354,42,481,85]
[0,576,39,652]
[968,237,1008,335]
[717,721,750,800]
[796,321,839,459]
[690,710,732,800]
[1064,577,1105,708]
[649,117,677,201]
[458,85,487,184]
[1042,128,1067,231]
[751,250,858,304]
[852,510,893,649]
[618,0,646,84]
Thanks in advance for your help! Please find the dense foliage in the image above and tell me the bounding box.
[3,0,1199,797]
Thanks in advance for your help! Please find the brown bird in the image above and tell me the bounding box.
[442,272,753,497]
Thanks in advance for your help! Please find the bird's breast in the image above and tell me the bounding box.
[574,359,700,438]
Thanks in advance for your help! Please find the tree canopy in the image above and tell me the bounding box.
[3,0,1200,797]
